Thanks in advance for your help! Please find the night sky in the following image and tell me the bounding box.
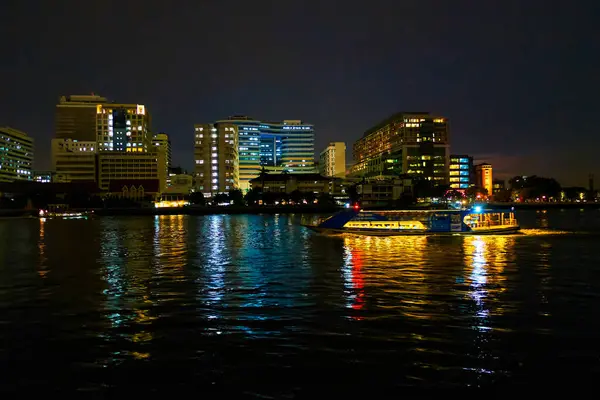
[1,0,598,186]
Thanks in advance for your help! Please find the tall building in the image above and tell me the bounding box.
[51,138,97,182]
[449,155,474,189]
[96,103,151,152]
[0,127,34,183]
[194,123,239,196]
[214,116,315,191]
[475,163,493,196]
[352,112,449,184]
[55,95,108,141]
[53,95,165,193]
[153,133,171,168]
[320,142,346,177]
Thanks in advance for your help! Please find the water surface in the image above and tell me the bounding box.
[1,210,600,394]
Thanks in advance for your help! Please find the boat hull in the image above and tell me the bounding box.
[303,225,521,236]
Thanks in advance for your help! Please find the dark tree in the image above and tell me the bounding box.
[228,189,245,206]
[244,187,261,205]
[189,191,206,206]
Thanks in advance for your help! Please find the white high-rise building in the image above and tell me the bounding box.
[319,142,346,177]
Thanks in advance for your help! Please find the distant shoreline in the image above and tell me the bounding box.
[1,202,599,218]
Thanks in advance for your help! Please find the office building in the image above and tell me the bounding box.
[153,133,171,168]
[0,127,34,183]
[352,112,449,183]
[320,142,346,178]
[55,95,108,141]
[475,163,493,196]
[96,103,151,152]
[98,152,166,192]
[51,138,97,182]
[194,123,239,196]
[214,116,315,191]
[492,178,505,194]
[449,155,473,189]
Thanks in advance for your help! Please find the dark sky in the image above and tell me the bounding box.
[1,0,598,186]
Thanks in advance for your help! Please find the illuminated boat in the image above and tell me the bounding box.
[38,204,92,220]
[304,207,520,236]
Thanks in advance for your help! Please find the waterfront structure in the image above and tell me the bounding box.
[212,116,315,191]
[249,173,330,194]
[475,163,493,196]
[51,139,97,183]
[320,142,346,178]
[98,152,166,192]
[107,179,160,200]
[351,112,449,183]
[357,177,413,206]
[449,155,473,189]
[0,127,34,183]
[194,122,239,197]
[55,95,108,141]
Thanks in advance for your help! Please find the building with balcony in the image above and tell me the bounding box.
[0,127,34,183]
[357,177,413,207]
[320,142,346,178]
[351,112,449,183]
[194,123,239,197]
[449,155,474,189]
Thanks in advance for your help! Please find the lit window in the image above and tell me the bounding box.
[211,147,217,151]
[212,185,218,190]
[212,166,217,170]
[212,160,217,164]
[195,160,204,164]
[212,153,217,157]
[212,134,217,138]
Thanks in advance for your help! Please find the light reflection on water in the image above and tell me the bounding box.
[1,212,600,393]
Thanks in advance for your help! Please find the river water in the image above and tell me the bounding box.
[1,210,599,394]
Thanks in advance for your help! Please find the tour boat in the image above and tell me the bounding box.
[39,204,92,220]
[304,207,520,236]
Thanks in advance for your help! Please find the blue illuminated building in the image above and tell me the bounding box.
[216,116,315,191]
[449,154,474,189]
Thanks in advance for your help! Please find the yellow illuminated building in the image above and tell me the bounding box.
[320,142,346,178]
[351,112,449,182]
[475,163,493,197]
[96,103,151,152]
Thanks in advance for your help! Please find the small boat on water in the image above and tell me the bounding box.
[39,204,92,220]
[304,206,520,236]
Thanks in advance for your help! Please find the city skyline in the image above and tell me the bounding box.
[0,0,598,186]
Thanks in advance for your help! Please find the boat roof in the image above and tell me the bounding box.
[360,209,510,213]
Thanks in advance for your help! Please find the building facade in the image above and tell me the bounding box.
[153,133,171,168]
[320,142,346,178]
[213,116,315,191]
[51,138,97,183]
[96,103,151,152]
[475,163,493,196]
[55,95,108,142]
[449,155,474,189]
[194,123,239,196]
[249,173,330,194]
[0,127,34,183]
[352,112,449,183]
[357,177,413,206]
[98,152,166,192]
